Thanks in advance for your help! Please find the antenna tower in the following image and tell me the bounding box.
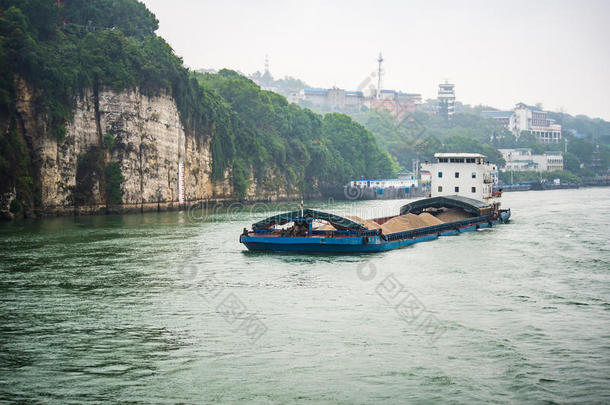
[377,52,384,98]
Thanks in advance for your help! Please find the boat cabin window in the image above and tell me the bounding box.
[455,186,460,192]
[438,171,443,178]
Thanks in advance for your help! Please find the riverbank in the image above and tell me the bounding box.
[0,193,317,221]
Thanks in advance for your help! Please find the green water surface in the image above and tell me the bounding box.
[1,188,609,404]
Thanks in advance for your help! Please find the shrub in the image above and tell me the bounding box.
[9,198,22,214]
[103,133,115,151]
[104,162,124,204]
[71,149,104,206]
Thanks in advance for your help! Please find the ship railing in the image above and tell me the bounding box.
[252,228,380,237]
[311,229,380,237]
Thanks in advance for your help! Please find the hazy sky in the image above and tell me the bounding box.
[141,0,610,120]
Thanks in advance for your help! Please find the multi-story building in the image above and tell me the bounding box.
[499,148,564,172]
[397,92,422,106]
[349,173,418,189]
[345,91,364,109]
[302,86,420,114]
[499,148,539,171]
[479,110,513,126]
[302,88,364,110]
[326,87,345,109]
[286,91,302,104]
[437,81,455,120]
[302,88,328,105]
[510,103,562,143]
[370,90,422,117]
[482,103,562,143]
[421,153,496,201]
[535,151,564,171]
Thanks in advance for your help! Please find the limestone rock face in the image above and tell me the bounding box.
[99,88,188,210]
[12,82,302,216]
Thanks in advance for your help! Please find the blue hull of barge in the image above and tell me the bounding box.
[241,211,510,254]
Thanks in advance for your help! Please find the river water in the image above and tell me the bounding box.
[1,188,609,404]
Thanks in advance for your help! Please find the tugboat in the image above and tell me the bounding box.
[240,153,510,254]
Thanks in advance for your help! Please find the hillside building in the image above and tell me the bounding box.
[302,88,328,105]
[437,81,455,120]
[499,148,564,172]
[482,103,562,144]
[302,88,364,110]
[349,173,418,190]
[302,86,421,114]
[370,90,422,117]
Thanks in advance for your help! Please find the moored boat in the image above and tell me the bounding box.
[240,195,510,254]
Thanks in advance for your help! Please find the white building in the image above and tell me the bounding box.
[349,173,418,189]
[420,170,432,184]
[499,148,539,171]
[437,81,455,120]
[482,103,562,143]
[344,90,365,109]
[302,88,364,110]
[541,151,564,171]
[499,148,564,172]
[302,88,328,105]
[421,153,496,201]
[286,91,302,104]
[511,103,562,143]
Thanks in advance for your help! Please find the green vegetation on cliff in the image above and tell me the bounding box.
[0,127,38,214]
[0,0,395,214]
[197,70,395,197]
[69,148,123,206]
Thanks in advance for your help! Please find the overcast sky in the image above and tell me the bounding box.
[141,0,610,120]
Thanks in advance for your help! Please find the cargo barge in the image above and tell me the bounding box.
[240,195,510,254]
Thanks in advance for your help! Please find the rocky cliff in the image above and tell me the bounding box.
[10,80,300,217]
